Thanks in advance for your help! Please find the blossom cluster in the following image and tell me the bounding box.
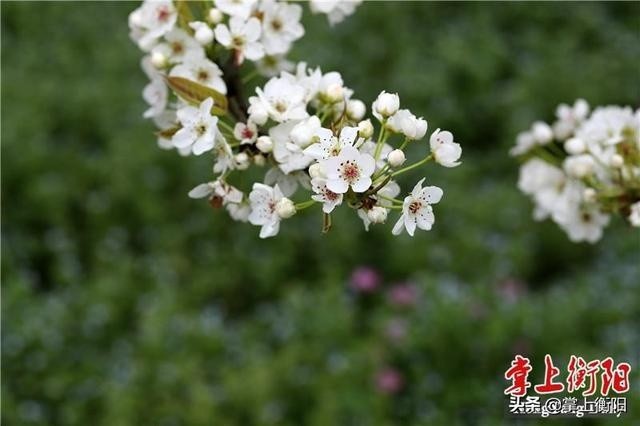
[130,0,461,238]
[511,100,640,242]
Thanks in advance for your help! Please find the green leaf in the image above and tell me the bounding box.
[165,76,228,115]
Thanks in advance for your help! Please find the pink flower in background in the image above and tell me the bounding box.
[496,278,527,304]
[350,266,381,293]
[387,283,419,307]
[375,367,404,394]
[384,318,408,343]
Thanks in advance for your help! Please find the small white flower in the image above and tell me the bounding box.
[387,149,406,167]
[250,76,308,122]
[372,91,400,120]
[553,99,590,139]
[387,109,428,140]
[189,21,215,45]
[275,197,296,218]
[213,138,236,173]
[226,202,251,222]
[129,0,177,51]
[172,97,219,155]
[323,145,375,193]
[264,167,309,197]
[308,163,325,179]
[311,177,343,213]
[367,206,388,224]
[609,153,624,168]
[510,131,536,156]
[142,76,167,118]
[214,17,264,63]
[233,121,258,145]
[309,0,362,25]
[270,120,314,174]
[152,28,204,63]
[150,51,168,68]
[392,178,443,236]
[214,0,257,19]
[259,0,304,55]
[256,54,295,77]
[629,201,640,227]
[290,116,323,147]
[304,126,358,160]
[169,54,227,94]
[188,179,244,205]
[248,183,285,238]
[430,128,462,168]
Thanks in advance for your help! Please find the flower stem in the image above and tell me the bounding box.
[390,154,433,177]
[295,199,317,210]
[373,120,387,161]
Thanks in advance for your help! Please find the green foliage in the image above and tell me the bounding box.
[2,2,639,425]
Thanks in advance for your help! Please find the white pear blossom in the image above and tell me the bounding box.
[152,28,204,64]
[310,0,362,25]
[372,91,400,120]
[214,17,264,63]
[259,0,304,55]
[304,126,358,160]
[311,177,343,213]
[172,98,219,155]
[563,154,595,179]
[367,206,388,224]
[269,120,315,174]
[553,99,590,139]
[322,145,375,193]
[250,76,308,122]
[264,167,309,197]
[214,0,257,19]
[387,109,428,140]
[213,138,236,173]
[233,121,258,145]
[169,54,227,94]
[188,179,244,205]
[129,0,177,51]
[430,128,462,168]
[392,178,443,236]
[248,183,286,238]
[256,54,295,77]
[347,99,366,121]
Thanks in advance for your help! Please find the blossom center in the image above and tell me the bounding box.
[157,6,171,23]
[323,187,339,201]
[270,19,283,31]
[274,100,287,113]
[408,200,423,214]
[340,160,360,183]
[171,42,184,55]
[197,69,209,82]
[196,123,208,137]
[242,128,254,139]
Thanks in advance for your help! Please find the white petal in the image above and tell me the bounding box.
[214,25,231,47]
[351,176,371,193]
[358,153,376,176]
[192,136,214,155]
[392,215,405,235]
[188,184,213,199]
[404,215,417,236]
[420,186,443,204]
[244,42,265,61]
[326,178,349,194]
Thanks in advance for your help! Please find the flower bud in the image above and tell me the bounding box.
[276,198,296,218]
[308,163,325,179]
[358,119,374,139]
[235,152,250,170]
[532,121,553,144]
[248,104,268,126]
[564,155,594,178]
[151,51,168,69]
[256,136,273,153]
[367,206,388,224]
[253,154,266,167]
[373,91,400,118]
[387,149,406,167]
[564,137,586,155]
[194,25,214,45]
[583,187,597,203]
[347,99,366,121]
[325,83,344,103]
[610,154,624,168]
[207,8,224,24]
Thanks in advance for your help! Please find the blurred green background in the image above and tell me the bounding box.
[2,2,639,425]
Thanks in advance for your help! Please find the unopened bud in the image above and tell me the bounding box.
[276,198,296,219]
[610,154,624,168]
[256,136,273,153]
[347,99,366,121]
[235,152,250,170]
[207,8,223,24]
[367,206,388,224]
[151,51,167,69]
[309,163,325,179]
[325,83,344,103]
[358,119,374,139]
[387,149,406,167]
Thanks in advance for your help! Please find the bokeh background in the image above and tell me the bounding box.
[2,2,639,425]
